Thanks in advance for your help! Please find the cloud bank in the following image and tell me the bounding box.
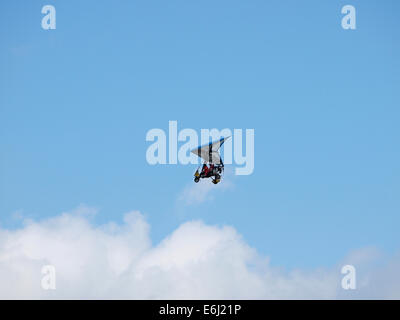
[0,207,399,299]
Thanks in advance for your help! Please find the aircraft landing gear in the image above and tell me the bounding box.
[212,174,221,184]
[194,169,200,183]
[193,168,223,184]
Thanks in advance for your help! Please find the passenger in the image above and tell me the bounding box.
[202,163,209,176]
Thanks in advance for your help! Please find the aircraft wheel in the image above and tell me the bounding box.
[194,177,200,183]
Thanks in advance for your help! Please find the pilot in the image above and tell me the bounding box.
[202,163,209,175]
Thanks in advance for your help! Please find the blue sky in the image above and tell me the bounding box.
[1,0,399,271]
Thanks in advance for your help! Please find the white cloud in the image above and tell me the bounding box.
[0,207,399,299]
